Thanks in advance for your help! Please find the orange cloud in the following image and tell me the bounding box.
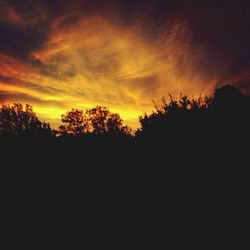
[0,13,230,129]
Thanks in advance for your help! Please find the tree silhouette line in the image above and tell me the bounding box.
[58,106,132,136]
[2,84,248,230]
[0,84,250,158]
[0,104,131,137]
[1,83,249,207]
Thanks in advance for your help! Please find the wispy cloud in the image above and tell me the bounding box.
[0,0,250,128]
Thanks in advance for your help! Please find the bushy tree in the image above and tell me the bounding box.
[0,103,51,136]
[86,106,131,135]
[137,95,212,136]
[58,109,89,136]
[58,106,131,136]
[136,85,250,153]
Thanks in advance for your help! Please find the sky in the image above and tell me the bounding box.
[0,0,250,129]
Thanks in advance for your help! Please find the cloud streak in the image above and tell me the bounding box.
[0,0,250,128]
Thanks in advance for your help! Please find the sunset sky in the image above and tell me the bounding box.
[0,0,250,128]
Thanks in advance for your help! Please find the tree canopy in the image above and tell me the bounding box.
[58,106,131,136]
[0,103,51,136]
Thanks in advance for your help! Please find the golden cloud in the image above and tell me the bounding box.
[0,13,221,129]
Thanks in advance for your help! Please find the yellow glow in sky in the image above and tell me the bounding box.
[0,14,218,130]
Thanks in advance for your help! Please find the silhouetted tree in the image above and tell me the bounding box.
[0,103,51,136]
[58,109,89,136]
[1,84,249,168]
[136,85,250,156]
[213,84,244,109]
[136,95,212,142]
[58,106,131,136]
[86,106,131,135]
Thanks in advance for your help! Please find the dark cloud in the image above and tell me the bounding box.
[59,14,81,28]
[2,0,250,71]
[0,0,51,58]
[0,22,48,58]
[186,0,250,74]
[0,0,110,59]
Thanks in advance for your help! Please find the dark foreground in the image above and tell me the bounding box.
[1,85,249,245]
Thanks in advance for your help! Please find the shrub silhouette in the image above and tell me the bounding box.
[0,103,52,136]
[136,85,250,154]
[136,95,211,141]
